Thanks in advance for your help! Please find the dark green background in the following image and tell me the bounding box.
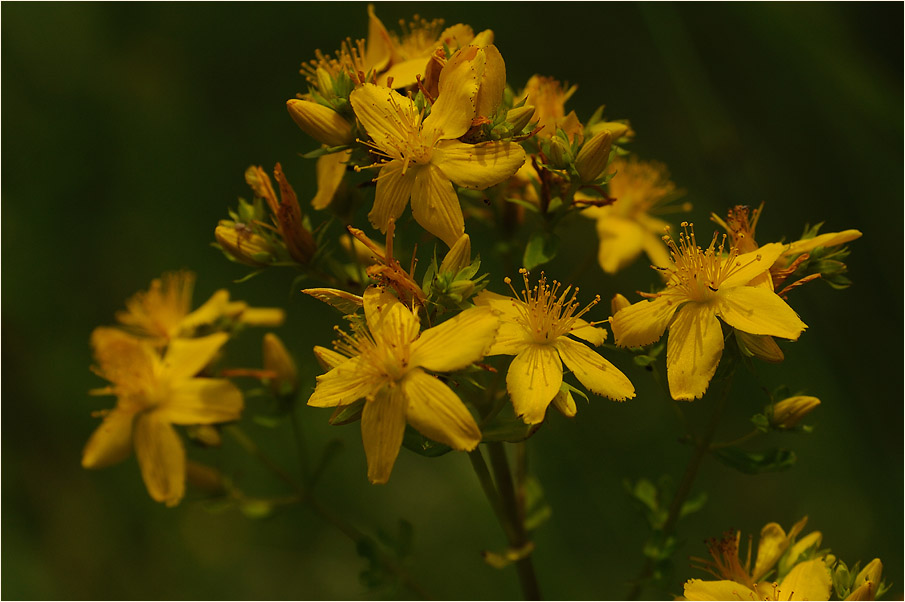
[3,2,901,599]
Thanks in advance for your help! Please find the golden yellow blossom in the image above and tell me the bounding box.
[684,517,832,601]
[582,157,688,275]
[115,271,285,344]
[475,271,634,424]
[82,328,243,506]
[610,224,806,400]
[520,75,582,142]
[307,287,498,484]
[350,45,524,247]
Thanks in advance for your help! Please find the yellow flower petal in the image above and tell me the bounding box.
[363,286,420,347]
[567,317,607,346]
[308,357,379,408]
[313,345,349,371]
[475,45,506,118]
[410,162,464,247]
[179,289,232,333]
[312,150,350,210]
[683,579,759,601]
[610,290,684,348]
[403,369,481,450]
[91,327,157,391]
[156,379,244,425]
[133,412,186,507]
[720,242,786,288]
[411,306,498,372]
[556,337,635,401]
[81,408,137,469]
[641,229,672,270]
[364,4,392,72]
[716,287,807,340]
[361,385,408,484]
[775,558,832,601]
[368,160,416,233]
[666,303,723,401]
[595,215,646,275]
[350,84,420,154]
[382,57,430,89]
[162,333,230,381]
[753,519,804,580]
[506,344,563,424]
[422,45,481,139]
[784,229,862,258]
[238,307,285,327]
[433,139,526,190]
[474,290,522,320]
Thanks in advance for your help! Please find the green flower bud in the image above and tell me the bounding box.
[575,130,613,183]
[770,396,821,429]
[506,105,536,133]
[440,234,472,274]
[286,99,354,146]
[215,221,276,267]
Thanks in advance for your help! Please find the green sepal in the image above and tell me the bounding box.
[329,400,365,425]
[401,426,452,457]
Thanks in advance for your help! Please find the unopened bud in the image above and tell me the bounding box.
[770,395,820,429]
[849,559,883,601]
[575,130,613,183]
[736,331,785,363]
[263,333,298,397]
[186,461,227,495]
[215,222,275,267]
[239,307,286,328]
[588,120,633,141]
[186,425,223,448]
[440,234,472,274]
[506,105,536,133]
[316,67,334,97]
[287,99,354,147]
[552,389,577,418]
[610,293,631,316]
[547,136,572,168]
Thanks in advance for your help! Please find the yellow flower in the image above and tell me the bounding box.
[520,75,583,142]
[115,271,285,344]
[474,270,635,424]
[307,286,499,484]
[684,517,833,601]
[350,45,525,247]
[610,223,806,400]
[582,156,689,275]
[82,328,243,506]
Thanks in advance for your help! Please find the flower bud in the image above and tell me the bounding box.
[736,331,785,363]
[286,99,354,147]
[610,293,631,316]
[186,461,227,495]
[239,308,286,328]
[770,395,820,429]
[847,558,884,600]
[316,67,334,97]
[547,135,572,169]
[263,333,298,397]
[588,120,634,141]
[506,105,536,133]
[552,389,577,418]
[575,130,613,183]
[440,234,472,274]
[215,222,276,267]
[186,425,222,448]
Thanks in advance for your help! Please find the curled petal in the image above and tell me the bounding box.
[556,337,635,401]
[82,408,137,469]
[422,45,481,140]
[666,304,723,401]
[368,160,415,233]
[716,286,806,340]
[411,306,498,372]
[506,344,563,424]
[610,290,683,348]
[361,385,408,485]
[403,369,481,451]
[134,412,186,507]
[312,150,351,210]
[434,139,526,190]
[410,163,464,247]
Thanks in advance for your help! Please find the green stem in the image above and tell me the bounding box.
[487,442,542,601]
[289,406,311,484]
[468,448,516,543]
[225,425,432,600]
[710,427,761,451]
[626,372,735,600]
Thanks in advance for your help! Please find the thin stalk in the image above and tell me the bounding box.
[225,425,432,600]
[488,442,542,601]
[289,406,311,484]
[626,373,734,600]
[710,427,761,451]
[468,448,516,543]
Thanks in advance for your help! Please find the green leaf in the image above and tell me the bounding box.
[401,426,452,457]
[750,413,770,433]
[713,447,797,475]
[504,197,540,213]
[523,232,560,270]
[523,476,552,531]
[679,492,707,519]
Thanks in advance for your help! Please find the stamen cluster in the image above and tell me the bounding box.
[505,269,600,344]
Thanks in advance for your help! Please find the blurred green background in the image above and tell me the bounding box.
[3,2,901,599]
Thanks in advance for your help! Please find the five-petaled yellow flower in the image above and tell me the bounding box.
[82,328,243,506]
[307,286,499,484]
[475,270,635,424]
[115,270,285,345]
[683,517,833,601]
[611,223,807,401]
[582,156,688,275]
[350,45,525,247]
